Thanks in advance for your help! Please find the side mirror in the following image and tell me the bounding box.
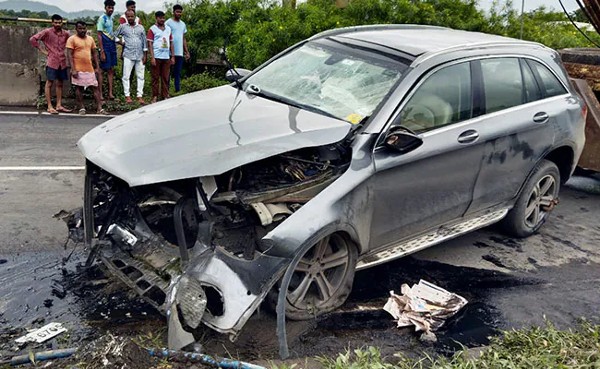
[225,68,251,82]
[384,127,423,153]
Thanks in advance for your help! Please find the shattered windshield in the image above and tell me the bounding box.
[244,39,408,124]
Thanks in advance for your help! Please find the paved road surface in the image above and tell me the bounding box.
[0,114,105,252]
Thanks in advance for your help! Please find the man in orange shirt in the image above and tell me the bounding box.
[66,21,107,115]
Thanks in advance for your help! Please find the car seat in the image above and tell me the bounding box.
[402,94,453,131]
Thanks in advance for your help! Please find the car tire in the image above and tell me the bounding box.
[500,159,560,238]
[266,233,358,320]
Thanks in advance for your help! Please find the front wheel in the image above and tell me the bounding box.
[269,233,358,321]
[500,159,560,238]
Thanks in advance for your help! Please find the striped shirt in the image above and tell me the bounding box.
[115,23,147,61]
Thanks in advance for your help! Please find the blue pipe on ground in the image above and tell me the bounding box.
[147,348,266,369]
[3,348,77,366]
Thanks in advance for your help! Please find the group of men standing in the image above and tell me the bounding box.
[29,0,190,115]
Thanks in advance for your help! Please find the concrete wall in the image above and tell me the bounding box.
[0,25,42,106]
[0,25,74,106]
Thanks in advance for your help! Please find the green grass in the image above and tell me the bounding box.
[316,321,600,369]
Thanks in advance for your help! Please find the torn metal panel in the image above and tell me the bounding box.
[177,247,288,336]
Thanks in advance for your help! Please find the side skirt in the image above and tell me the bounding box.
[356,208,509,270]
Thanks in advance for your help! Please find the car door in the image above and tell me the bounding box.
[369,60,486,249]
[466,57,563,214]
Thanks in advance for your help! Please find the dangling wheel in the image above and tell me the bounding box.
[282,233,358,320]
[501,159,560,238]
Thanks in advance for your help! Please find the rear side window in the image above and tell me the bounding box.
[521,59,542,103]
[526,60,567,98]
[481,58,523,113]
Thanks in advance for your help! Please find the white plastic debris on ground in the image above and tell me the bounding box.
[15,322,67,344]
[383,280,468,333]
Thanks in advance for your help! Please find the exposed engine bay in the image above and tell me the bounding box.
[82,142,351,346]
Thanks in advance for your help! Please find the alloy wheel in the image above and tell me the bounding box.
[524,174,557,229]
[286,234,352,312]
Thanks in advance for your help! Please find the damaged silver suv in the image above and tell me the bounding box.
[77,25,585,354]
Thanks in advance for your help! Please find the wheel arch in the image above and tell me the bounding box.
[543,145,575,184]
[297,222,363,257]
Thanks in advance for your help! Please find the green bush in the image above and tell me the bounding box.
[172,72,229,95]
[177,0,600,71]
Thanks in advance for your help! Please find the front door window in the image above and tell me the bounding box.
[400,62,472,132]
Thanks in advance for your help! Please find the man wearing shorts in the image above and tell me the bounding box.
[97,0,117,100]
[66,21,106,115]
[29,14,72,114]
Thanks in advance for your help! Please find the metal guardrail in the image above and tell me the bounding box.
[0,16,94,26]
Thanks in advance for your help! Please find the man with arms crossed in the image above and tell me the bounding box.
[29,14,72,114]
[166,4,190,92]
[66,21,106,115]
[115,10,147,104]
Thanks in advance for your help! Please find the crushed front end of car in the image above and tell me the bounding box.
[80,140,351,349]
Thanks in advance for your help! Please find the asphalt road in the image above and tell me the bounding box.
[0,114,105,252]
[1,112,600,361]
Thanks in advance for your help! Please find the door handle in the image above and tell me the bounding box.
[533,112,549,123]
[457,129,479,143]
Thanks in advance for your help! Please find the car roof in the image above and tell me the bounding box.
[313,25,541,58]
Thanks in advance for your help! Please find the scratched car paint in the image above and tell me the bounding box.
[74,25,585,355]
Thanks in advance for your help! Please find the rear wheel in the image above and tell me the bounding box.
[278,233,358,320]
[500,159,560,237]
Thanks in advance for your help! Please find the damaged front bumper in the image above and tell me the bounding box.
[81,163,291,348]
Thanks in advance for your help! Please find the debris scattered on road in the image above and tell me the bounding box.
[53,208,84,244]
[419,330,438,344]
[15,322,67,344]
[73,334,155,369]
[383,280,468,335]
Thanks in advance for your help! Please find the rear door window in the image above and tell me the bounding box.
[526,59,567,98]
[480,58,524,113]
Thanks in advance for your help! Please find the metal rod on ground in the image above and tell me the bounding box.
[0,348,77,366]
[147,348,266,369]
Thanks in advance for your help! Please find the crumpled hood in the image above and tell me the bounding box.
[78,85,351,187]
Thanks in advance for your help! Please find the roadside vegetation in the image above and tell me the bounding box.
[7,0,600,111]
[314,321,600,369]
[101,0,600,109]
